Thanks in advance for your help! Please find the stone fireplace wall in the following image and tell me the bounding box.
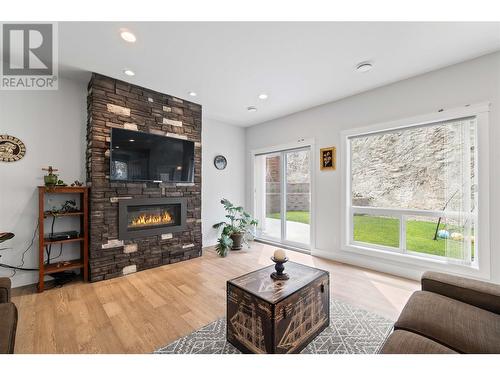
[86,73,202,281]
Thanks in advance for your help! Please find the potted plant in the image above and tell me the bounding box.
[212,198,258,257]
[42,166,59,188]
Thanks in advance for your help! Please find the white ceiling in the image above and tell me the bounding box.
[58,22,500,127]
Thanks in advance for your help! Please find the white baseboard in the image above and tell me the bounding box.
[202,239,218,248]
[201,240,494,284]
[311,248,423,281]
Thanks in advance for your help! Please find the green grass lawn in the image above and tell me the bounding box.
[267,211,310,224]
[267,210,473,259]
[353,214,474,259]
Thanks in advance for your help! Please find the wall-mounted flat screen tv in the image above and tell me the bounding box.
[110,128,195,183]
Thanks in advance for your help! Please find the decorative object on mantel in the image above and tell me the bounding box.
[214,155,227,170]
[0,134,26,162]
[212,198,258,257]
[320,146,336,171]
[42,166,59,187]
[271,249,289,280]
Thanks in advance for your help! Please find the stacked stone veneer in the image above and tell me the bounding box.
[86,73,202,281]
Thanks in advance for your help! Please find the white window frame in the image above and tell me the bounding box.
[340,103,491,280]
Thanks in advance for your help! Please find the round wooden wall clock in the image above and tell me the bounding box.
[0,134,26,162]
[214,155,227,170]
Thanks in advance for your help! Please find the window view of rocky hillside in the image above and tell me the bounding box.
[351,119,476,212]
[350,118,477,262]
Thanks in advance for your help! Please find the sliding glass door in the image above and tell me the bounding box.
[254,147,311,250]
[255,152,283,241]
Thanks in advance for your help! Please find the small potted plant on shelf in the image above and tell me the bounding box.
[212,198,258,257]
[42,166,59,188]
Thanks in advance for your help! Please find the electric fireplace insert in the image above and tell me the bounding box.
[118,197,187,240]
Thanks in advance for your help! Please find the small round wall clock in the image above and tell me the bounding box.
[214,155,227,170]
[0,134,26,162]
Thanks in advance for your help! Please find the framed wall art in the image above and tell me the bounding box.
[0,134,26,162]
[320,146,336,171]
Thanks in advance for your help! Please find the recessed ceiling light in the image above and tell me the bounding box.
[258,93,268,100]
[129,139,135,142]
[120,30,136,43]
[356,62,373,73]
[188,91,197,97]
[123,69,135,77]
[247,106,257,112]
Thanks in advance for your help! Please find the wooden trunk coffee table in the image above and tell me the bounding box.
[227,261,330,354]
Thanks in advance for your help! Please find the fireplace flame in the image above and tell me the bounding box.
[130,211,173,227]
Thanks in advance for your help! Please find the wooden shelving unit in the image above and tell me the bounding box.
[38,186,89,292]
[43,237,85,245]
[44,259,85,274]
[43,211,84,218]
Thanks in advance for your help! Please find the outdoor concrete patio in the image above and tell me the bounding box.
[262,217,310,245]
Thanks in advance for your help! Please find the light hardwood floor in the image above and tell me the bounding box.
[12,242,419,353]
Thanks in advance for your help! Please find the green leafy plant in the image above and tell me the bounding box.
[215,234,233,257]
[212,198,258,257]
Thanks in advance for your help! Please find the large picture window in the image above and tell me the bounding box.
[347,116,478,265]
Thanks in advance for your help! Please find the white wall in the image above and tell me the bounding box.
[202,118,246,246]
[0,77,87,287]
[245,51,500,282]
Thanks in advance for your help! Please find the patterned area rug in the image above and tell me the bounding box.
[155,299,393,354]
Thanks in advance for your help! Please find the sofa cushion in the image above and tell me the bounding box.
[395,291,500,353]
[0,277,11,303]
[422,271,500,314]
[380,329,457,354]
[0,302,18,354]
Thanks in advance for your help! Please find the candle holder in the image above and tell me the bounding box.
[270,256,289,280]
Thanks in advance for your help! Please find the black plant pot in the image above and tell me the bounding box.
[230,232,243,250]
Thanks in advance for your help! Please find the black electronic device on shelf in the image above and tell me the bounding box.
[45,230,79,242]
